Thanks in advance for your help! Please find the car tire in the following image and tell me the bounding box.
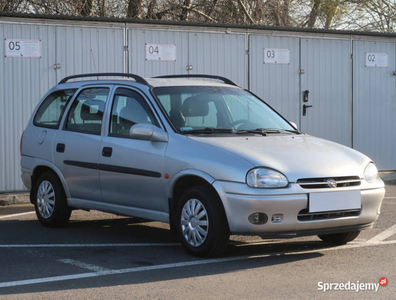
[176,185,230,257]
[33,171,71,227]
[318,231,360,244]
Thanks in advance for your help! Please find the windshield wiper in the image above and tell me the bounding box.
[282,129,302,134]
[236,128,280,136]
[181,127,234,134]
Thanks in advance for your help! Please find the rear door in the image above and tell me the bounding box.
[53,86,112,201]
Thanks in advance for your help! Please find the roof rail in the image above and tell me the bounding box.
[154,74,239,87]
[58,73,150,85]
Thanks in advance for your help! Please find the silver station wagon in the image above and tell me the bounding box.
[21,73,385,257]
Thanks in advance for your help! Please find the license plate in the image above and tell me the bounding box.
[309,190,361,213]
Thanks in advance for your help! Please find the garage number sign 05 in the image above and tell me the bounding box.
[365,52,388,68]
[5,39,41,58]
[145,44,176,61]
[264,48,290,64]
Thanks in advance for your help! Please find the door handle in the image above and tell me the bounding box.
[56,143,65,153]
[102,147,113,157]
[303,105,313,116]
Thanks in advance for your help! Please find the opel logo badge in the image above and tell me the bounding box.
[327,179,337,188]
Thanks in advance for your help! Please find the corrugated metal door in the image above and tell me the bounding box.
[55,26,124,82]
[300,38,352,147]
[128,29,189,77]
[188,32,247,88]
[248,35,300,123]
[353,41,396,170]
[0,23,56,192]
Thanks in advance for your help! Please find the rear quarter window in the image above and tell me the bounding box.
[33,90,76,129]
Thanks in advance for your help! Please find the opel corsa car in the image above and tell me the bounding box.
[21,73,385,257]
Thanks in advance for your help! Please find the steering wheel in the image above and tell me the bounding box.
[230,119,252,129]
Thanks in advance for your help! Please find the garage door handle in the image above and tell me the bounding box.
[303,105,313,116]
[102,147,113,157]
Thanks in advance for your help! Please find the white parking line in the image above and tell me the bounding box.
[366,224,396,243]
[0,212,35,220]
[0,243,180,248]
[58,259,109,272]
[0,239,395,288]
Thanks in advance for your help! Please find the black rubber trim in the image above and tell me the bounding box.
[246,223,374,238]
[63,160,161,178]
[99,163,161,178]
[64,160,99,170]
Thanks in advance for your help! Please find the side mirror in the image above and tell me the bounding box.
[290,122,298,130]
[129,124,168,142]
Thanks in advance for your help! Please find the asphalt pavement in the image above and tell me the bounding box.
[0,174,395,299]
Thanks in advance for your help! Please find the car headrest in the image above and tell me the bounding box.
[182,95,209,117]
[80,99,105,121]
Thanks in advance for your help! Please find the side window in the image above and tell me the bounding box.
[65,88,110,135]
[109,88,159,138]
[33,89,76,129]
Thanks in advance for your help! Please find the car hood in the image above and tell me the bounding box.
[188,134,371,182]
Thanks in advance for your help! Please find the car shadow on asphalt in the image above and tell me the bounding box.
[0,217,345,295]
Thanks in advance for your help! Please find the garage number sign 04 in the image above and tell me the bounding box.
[365,52,388,68]
[145,44,176,61]
[264,48,290,64]
[5,39,41,58]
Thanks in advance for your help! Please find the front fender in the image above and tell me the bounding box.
[167,169,216,199]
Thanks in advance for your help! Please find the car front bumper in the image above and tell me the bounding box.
[213,180,385,235]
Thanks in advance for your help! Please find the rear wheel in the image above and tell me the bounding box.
[318,231,360,244]
[176,185,229,257]
[33,171,71,227]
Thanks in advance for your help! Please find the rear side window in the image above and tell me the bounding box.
[33,90,76,129]
[65,88,110,135]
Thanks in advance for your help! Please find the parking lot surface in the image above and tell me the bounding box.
[0,176,395,299]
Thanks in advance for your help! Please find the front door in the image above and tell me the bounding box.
[99,87,168,211]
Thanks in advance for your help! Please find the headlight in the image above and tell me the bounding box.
[364,163,379,183]
[247,168,289,188]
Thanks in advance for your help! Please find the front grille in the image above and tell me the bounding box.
[297,209,361,222]
[297,176,361,189]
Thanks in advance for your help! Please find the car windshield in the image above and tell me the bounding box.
[153,86,295,134]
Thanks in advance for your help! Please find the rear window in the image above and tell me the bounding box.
[33,90,76,129]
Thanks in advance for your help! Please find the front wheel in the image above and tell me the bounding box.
[318,231,360,244]
[176,185,230,257]
[33,171,71,227]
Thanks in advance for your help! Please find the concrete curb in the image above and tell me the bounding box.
[0,193,30,206]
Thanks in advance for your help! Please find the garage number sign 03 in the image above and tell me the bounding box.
[264,48,290,64]
[5,39,41,58]
[365,52,388,68]
[145,44,176,61]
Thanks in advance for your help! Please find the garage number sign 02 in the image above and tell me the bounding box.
[5,39,41,58]
[365,52,388,68]
[264,48,290,64]
[145,44,176,61]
